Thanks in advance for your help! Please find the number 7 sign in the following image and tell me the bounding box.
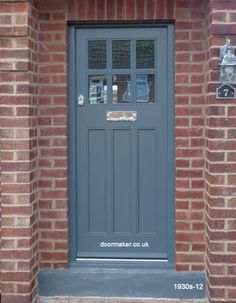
[217,84,236,99]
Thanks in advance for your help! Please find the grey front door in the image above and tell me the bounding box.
[70,25,174,262]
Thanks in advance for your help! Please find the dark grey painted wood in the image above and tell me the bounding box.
[38,269,206,299]
[68,23,175,265]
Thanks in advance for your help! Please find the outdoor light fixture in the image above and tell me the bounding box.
[219,39,236,84]
[217,39,236,99]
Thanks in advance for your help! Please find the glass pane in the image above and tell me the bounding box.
[112,40,131,69]
[113,74,131,103]
[136,74,155,103]
[88,75,107,104]
[136,40,155,69]
[88,40,107,69]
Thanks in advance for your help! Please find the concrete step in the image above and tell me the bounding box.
[37,297,207,303]
[38,269,206,300]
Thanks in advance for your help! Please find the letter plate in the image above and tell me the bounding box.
[106,111,137,121]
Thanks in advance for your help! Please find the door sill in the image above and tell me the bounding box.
[74,259,173,269]
[76,258,169,262]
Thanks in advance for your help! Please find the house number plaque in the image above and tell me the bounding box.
[216,84,236,99]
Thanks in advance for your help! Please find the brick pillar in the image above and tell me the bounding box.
[37,0,68,269]
[175,0,207,272]
[206,0,236,302]
[0,1,39,302]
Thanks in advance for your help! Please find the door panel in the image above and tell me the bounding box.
[113,129,132,233]
[72,26,173,261]
[88,129,107,233]
[137,129,157,234]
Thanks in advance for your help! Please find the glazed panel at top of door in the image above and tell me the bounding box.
[76,28,166,108]
[75,27,169,259]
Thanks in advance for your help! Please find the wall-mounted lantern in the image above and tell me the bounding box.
[217,39,236,99]
[219,39,236,84]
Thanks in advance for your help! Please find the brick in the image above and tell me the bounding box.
[41,231,67,240]
[191,75,205,83]
[228,152,236,161]
[176,20,203,30]
[191,96,205,105]
[166,0,174,19]
[176,53,191,63]
[176,169,203,178]
[116,0,125,19]
[146,0,155,19]
[41,190,67,199]
[1,295,31,303]
[40,44,66,53]
[206,262,225,276]
[208,140,236,151]
[0,26,28,37]
[39,86,66,95]
[209,276,236,287]
[211,1,236,10]
[207,151,225,162]
[136,0,145,19]
[208,287,225,299]
[96,0,105,20]
[228,289,236,299]
[208,163,236,174]
[40,23,66,32]
[176,107,203,116]
[125,0,136,20]
[211,12,226,22]
[176,128,203,137]
[176,118,190,126]
[52,12,66,21]
[212,24,236,35]
[176,42,203,52]
[41,173,66,185]
[176,264,189,271]
[208,230,236,241]
[206,106,225,116]
[228,265,236,275]
[1,206,30,215]
[39,12,51,21]
[38,1,65,11]
[40,252,67,260]
[176,232,204,242]
[176,64,203,73]
[176,148,203,158]
[205,173,225,186]
[176,254,204,263]
[206,129,224,139]
[176,190,203,199]
[228,129,236,138]
[228,220,236,230]
[0,2,28,13]
[77,0,86,20]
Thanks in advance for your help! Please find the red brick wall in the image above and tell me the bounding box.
[0,1,39,302]
[206,1,236,302]
[175,0,207,272]
[3,0,236,302]
[37,0,68,270]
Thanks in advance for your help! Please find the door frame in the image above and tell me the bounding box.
[68,21,175,268]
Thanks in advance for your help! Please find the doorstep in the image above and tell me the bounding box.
[37,297,207,303]
[38,268,206,300]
